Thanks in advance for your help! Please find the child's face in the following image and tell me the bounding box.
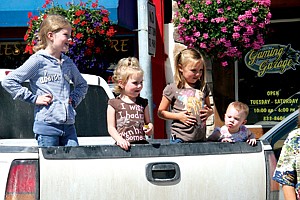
[122,73,143,99]
[224,106,247,133]
[48,27,72,55]
[180,60,203,87]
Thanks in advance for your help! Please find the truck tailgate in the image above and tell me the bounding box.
[39,142,267,200]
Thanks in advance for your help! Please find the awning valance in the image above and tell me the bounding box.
[0,0,118,27]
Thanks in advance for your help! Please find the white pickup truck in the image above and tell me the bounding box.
[0,69,280,200]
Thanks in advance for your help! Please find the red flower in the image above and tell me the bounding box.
[99,29,105,34]
[86,38,95,47]
[84,48,93,56]
[28,12,33,19]
[69,40,74,45]
[24,34,29,41]
[81,21,87,26]
[25,45,33,54]
[75,33,84,39]
[106,26,115,37]
[74,19,81,25]
[95,47,101,54]
[75,10,85,16]
[102,10,108,15]
[92,2,98,8]
[102,17,109,23]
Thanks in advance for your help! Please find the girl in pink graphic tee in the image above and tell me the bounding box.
[158,48,213,143]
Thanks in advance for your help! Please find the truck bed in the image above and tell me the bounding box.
[0,141,270,200]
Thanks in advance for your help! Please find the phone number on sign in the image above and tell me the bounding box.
[263,116,285,121]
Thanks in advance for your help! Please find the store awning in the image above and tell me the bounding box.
[0,0,118,27]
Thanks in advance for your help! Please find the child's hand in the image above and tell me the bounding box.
[116,138,131,151]
[199,105,213,122]
[221,138,234,143]
[36,94,53,106]
[247,139,257,146]
[178,111,197,126]
[143,123,154,136]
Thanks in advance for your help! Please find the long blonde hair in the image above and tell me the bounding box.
[174,48,206,89]
[112,57,144,94]
[33,14,71,52]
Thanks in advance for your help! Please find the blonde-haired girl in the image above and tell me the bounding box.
[2,14,88,147]
[158,48,213,143]
[107,57,153,150]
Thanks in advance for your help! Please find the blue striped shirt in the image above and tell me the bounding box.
[1,50,88,124]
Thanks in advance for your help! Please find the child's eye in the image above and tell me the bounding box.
[133,81,143,86]
[64,34,71,38]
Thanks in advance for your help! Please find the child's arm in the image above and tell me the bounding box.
[143,105,153,136]
[107,105,130,150]
[219,126,234,143]
[70,68,88,108]
[158,96,197,126]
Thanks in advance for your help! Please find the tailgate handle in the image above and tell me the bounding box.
[146,162,180,184]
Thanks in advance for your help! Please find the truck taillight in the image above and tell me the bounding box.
[265,150,279,200]
[5,160,39,200]
[5,71,12,75]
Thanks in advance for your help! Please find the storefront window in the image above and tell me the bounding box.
[238,20,300,125]
[0,41,29,69]
[0,35,137,84]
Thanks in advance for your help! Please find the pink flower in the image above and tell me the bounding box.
[200,42,207,48]
[214,17,226,23]
[232,33,240,39]
[233,26,241,32]
[243,37,250,43]
[221,26,227,33]
[217,8,224,14]
[185,4,191,9]
[180,18,187,23]
[238,15,246,21]
[224,40,232,47]
[194,31,200,37]
[245,10,252,18]
[203,33,209,39]
[251,7,259,13]
[252,16,257,23]
[190,15,196,20]
[205,0,212,5]
[197,13,205,22]
[221,61,228,67]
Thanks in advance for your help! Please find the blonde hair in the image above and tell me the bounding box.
[174,48,206,89]
[112,57,144,94]
[227,101,249,118]
[33,14,71,52]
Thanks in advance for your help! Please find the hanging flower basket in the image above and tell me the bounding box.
[24,0,116,72]
[174,0,272,66]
